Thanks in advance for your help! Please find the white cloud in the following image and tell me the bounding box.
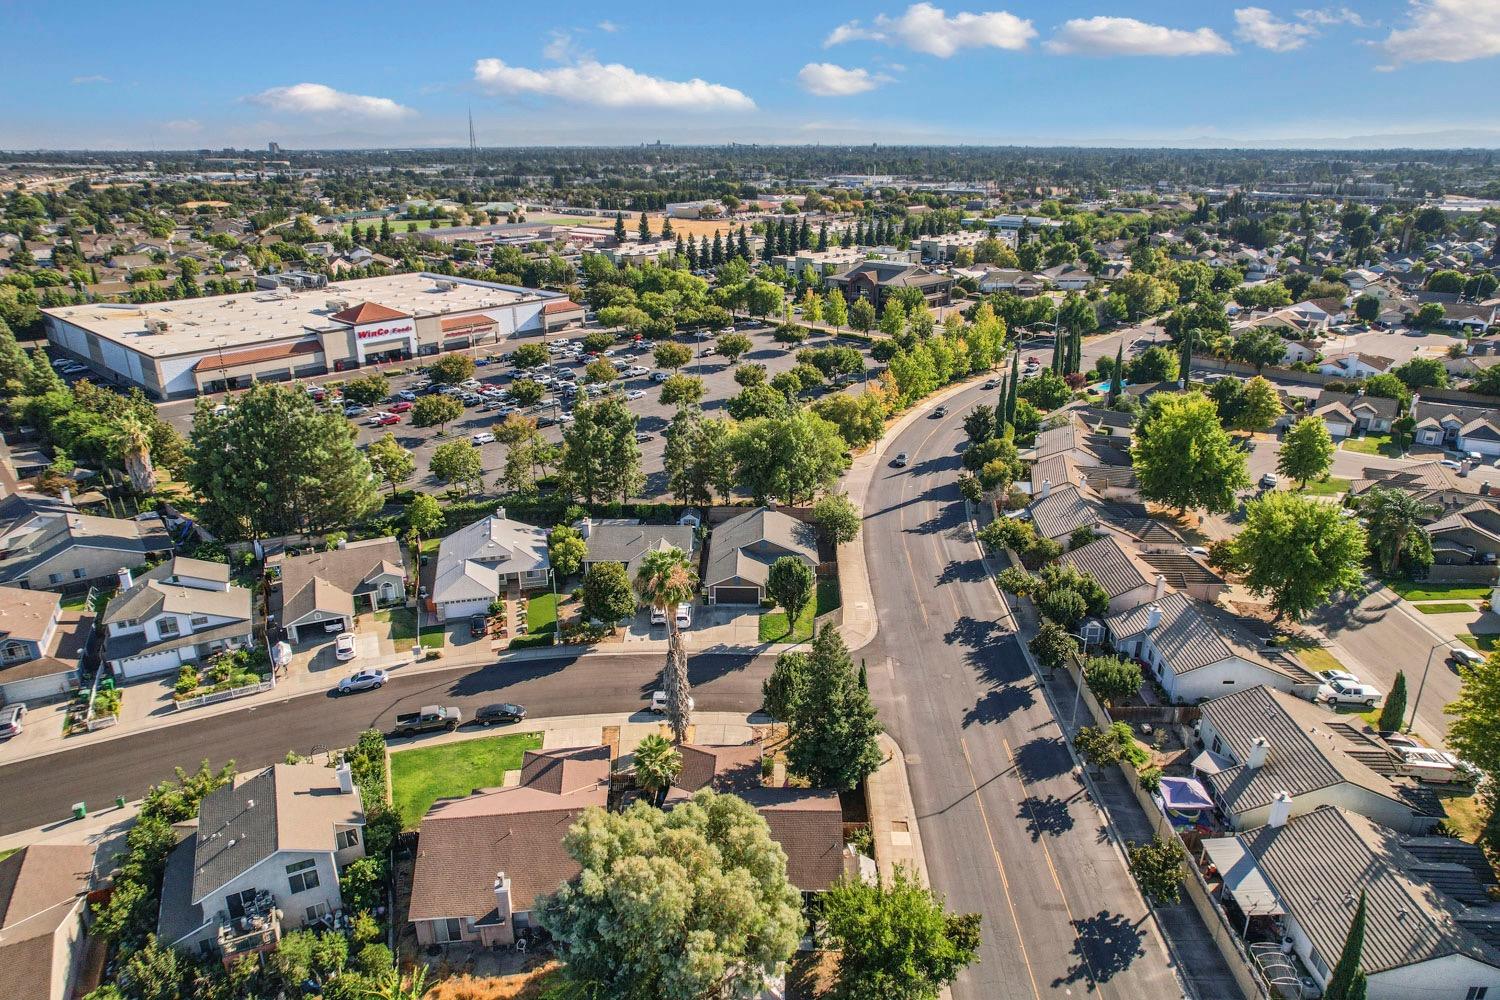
[162,119,201,132]
[1234,8,1316,51]
[1296,6,1368,27]
[797,63,891,96]
[1380,0,1500,67]
[70,74,110,85]
[248,83,414,119]
[473,58,754,111]
[1044,17,1234,56]
[824,3,1035,57]
[543,31,579,62]
[596,20,620,32]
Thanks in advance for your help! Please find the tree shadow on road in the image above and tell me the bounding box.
[1017,793,1076,841]
[1051,910,1148,992]
[1306,587,1395,634]
[937,557,988,586]
[1012,735,1072,783]
[962,684,1035,728]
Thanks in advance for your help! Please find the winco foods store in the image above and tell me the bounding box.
[43,272,580,399]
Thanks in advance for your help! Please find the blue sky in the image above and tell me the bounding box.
[5,0,1500,149]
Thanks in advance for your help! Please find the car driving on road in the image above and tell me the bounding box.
[891,452,909,468]
[335,668,388,694]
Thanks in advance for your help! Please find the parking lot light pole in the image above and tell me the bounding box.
[1408,638,1452,733]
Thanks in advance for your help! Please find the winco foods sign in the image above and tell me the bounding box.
[356,321,413,342]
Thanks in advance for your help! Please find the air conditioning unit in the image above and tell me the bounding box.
[326,298,350,312]
[144,319,170,333]
[434,280,456,291]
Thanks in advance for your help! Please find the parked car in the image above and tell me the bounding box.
[1440,459,1463,471]
[651,371,670,382]
[370,412,399,426]
[474,703,527,725]
[650,605,667,626]
[1316,669,1361,687]
[1450,646,1486,668]
[391,705,463,736]
[472,431,496,445]
[1318,677,1382,707]
[0,704,25,739]
[388,401,413,413]
[344,404,369,417]
[323,619,347,633]
[1258,473,1279,489]
[649,691,695,715]
[635,432,654,443]
[335,669,388,694]
[626,389,647,400]
[891,452,909,468]
[1396,745,1478,784]
[334,633,357,661]
[469,613,488,637]
[675,603,692,628]
[626,366,650,377]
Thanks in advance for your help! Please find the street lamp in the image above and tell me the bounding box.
[1408,637,1456,733]
[1067,622,1104,728]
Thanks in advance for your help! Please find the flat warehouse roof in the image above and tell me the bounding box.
[44,273,560,359]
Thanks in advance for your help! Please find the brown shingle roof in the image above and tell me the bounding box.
[739,787,845,891]
[0,842,95,1000]
[518,746,611,795]
[676,743,762,794]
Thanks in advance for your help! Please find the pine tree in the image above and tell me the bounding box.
[737,226,750,261]
[614,212,627,242]
[817,222,829,252]
[711,232,724,267]
[1109,342,1125,402]
[661,215,674,240]
[674,234,684,260]
[1378,671,1408,733]
[685,237,698,270]
[798,217,811,250]
[855,219,866,246]
[762,228,776,263]
[638,211,651,242]
[1006,350,1020,425]
[1324,891,1367,1000]
[786,624,883,790]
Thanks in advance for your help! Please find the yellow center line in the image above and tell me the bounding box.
[1003,736,1108,999]
[960,735,1043,1000]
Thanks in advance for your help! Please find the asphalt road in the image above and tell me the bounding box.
[858,379,1186,1000]
[0,650,771,836]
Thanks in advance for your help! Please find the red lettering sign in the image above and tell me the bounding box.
[357,323,413,341]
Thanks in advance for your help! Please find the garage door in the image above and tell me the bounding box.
[440,599,491,621]
[713,586,760,605]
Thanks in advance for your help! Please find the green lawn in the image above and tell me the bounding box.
[1457,633,1500,652]
[61,588,113,614]
[1415,602,1478,615]
[1301,477,1352,497]
[1387,580,1492,601]
[390,732,543,827]
[759,579,842,643]
[1438,788,1489,844]
[376,607,444,652]
[527,592,558,635]
[0,847,17,862]
[1340,433,1403,458]
[1283,641,1346,675]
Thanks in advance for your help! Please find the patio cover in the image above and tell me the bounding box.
[1191,748,1236,776]
[1159,776,1214,812]
[1201,837,1283,917]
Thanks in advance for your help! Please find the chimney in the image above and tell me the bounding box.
[494,506,507,521]
[335,762,354,795]
[1268,791,1293,828]
[1146,604,1162,630]
[1247,738,1269,769]
[60,487,72,506]
[1154,574,1166,601]
[579,517,592,539]
[116,567,133,592]
[1040,479,1051,498]
[493,871,512,920]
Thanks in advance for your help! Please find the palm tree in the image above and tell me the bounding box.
[634,546,698,743]
[118,415,155,495]
[633,732,682,806]
[362,965,428,1000]
[1361,487,1439,575]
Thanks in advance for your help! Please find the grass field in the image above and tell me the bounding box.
[527,593,557,635]
[377,607,445,652]
[1283,640,1346,675]
[1415,602,1479,615]
[1438,787,1488,843]
[390,732,543,827]
[1458,633,1500,652]
[1387,580,1492,601]
[1340,433,1403,458]
[1302,477,1353,497]
[759,580,842,643]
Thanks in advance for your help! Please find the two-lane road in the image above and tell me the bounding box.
[860,379,1188,999]
[0,651,770,836]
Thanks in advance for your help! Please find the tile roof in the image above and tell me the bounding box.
[192,338,321,373]
[1238,807,1500,975]
[330,301,410,324]
[1137,551,1225,590]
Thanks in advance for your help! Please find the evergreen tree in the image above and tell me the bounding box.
[660,215,674,240]
[737,226,750,261]
[711,232,724,267]
[1070,329,1083,376]
[1109,343,1125,402]
[777,219,791,255]
[1051,330,1064,373]
[684,237,698,270]
[787,624,883,789]
[613,212,627,242]
[817,222,829,252]
[379,216,391,241]
[638,211,651,242]
[855,219,867,246]
[1324,891,1367,1000]
[674,234,684,261]
[762,228,776,263]
[798,217,811,250]
[1378,671,1408,733]
[1006,351,1020,425]
[1180,331,1194,384]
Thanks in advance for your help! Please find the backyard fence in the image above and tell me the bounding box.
[173,678,274,711]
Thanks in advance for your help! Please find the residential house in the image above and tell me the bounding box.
[1280,339,1323,365]
[100,557,254,680]
[1412,397,1500,456]
[0,843,98,1000]
[272,538,407,642]
[824,261,952,313]
[1311,390,1399,440]
[1423,499,1500,566]
[157,762,366,961]
[0,492,172,593]
[1037,263,1094,290]
[1136,551,1228,604]
[0,585,92,704]
[1349,462,1484,518]
[1195,685,1441,834]
[1102,592,1319,704]
[575,517,696,578]
[1317,352,1395,380]
[1203,806,1500,1000]
[430,508,549,621]
[1057,535,1165,614]
[976,268,1043,295]
[704,507,819,605]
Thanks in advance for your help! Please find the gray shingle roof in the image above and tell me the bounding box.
[1058,535,1153,600]
[580,520,696,576]
[276,537,405,625]
[1103,592,1294,679]
[1239,807,1500,975]
[705,507,817,590]
[433,513,549,604]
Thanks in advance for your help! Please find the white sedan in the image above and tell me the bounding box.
[471,431,496,445]
[1319,677,1382,708]
[626,389,647,400]
[626,366,650,377]
[334,633,357,661]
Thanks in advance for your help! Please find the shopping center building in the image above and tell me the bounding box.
[43,273,584,399]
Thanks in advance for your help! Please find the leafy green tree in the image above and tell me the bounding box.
[787,624,883,789]
[1037,588,1088,629]
[24,347,65,396]
[1028,621,1076,670]
[341,373,390,405]
[1362,372,1410,405]
[428,352,476,385]
[428,439,483,494]
[632,732,682,807]
[405,493,443,543]
[366,433,415,494]
[186,382,378,540]
[536,792,803,999]
[763,651,809,721]
[1353,294,1379,322]
[717,332,752,364]
[1379,671,1408,733]
[1324,891,1368,1000]
[635,547,698,742]
[824,290,849,331]
[849,297,876,335]
[511,343,548,369]
[1017,369,1070,410]
[410,393,464,433]
[731,410,848,505]
[1360,486,1438,575]
[1233,375,1283,433]
[767,556,815,631]
[659,373,705,407]
[1084,656,1143,707]
[583,331,615,353]
[1074,721,1148,769]
[1394,355,1447,388]
[1220,491,1367,620]
[1278,416,1335,487]
[663,408,736,505]
[734,362,768,387]
[560,398,641,505]
[1126,345,1179,384]
[1127,836,1188,905]
[1132,392,1250,514]
[548,524,588,578]
[1230,327,1287,373]
[822,867,981,1000]
[584,357,619,385]
[337,858,386,914]
[654,342,693,371]
[727,382,790,421]
[812,493,862,545]
[963,404,997,443]
[508,377,545,407]
[581,561,635,625]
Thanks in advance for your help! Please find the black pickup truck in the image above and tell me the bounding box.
[390,705,463,737]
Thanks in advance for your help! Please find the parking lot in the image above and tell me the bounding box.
[156,321,886,500]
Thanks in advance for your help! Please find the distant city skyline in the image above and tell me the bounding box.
[5,0,1500,150]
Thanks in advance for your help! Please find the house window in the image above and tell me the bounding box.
[1468,989,1488,1000]
[305,901,331,924]
[190,615,210,628]
[225,888,259,919]
[158,618,180,637]
[337,828,360,850]
[72,567,87,579]
[1,643,28,663]
[48,573,62,585]
[286,858,320,894]
[435,917,464,943]
[1211,736,1222,755]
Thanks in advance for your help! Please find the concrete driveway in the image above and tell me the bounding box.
[621,604,761,647]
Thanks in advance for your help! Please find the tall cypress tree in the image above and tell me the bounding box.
[1109,342,1125,403]
[1378,671,1407,733]
[855,219,866,246]
[674,234,684,260]
[737,226,750,261]
[798,217,811,250]
[1070,329,1083,376]
[638,211,651,242]
[661,215,674,241]
[817,222,829,252]
[1180,330,1194,385]
[1324,891,1367,1000]
[762,228,776,263]
[1051,330,1064,373]
[685,238,698,270]
[711,232,724,267]
[1006,351,1020,424]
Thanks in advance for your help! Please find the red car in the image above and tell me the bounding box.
[388,401,413,413]
[373,413,400,426]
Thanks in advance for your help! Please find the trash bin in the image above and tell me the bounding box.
[71,802,86,820]
[115,796,126,809]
